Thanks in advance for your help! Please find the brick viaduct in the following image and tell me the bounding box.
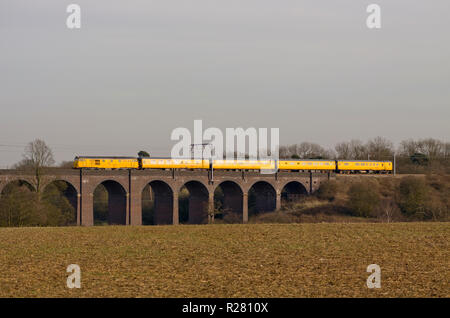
[0,169,332,225]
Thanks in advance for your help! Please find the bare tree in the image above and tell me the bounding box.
[349,140,367,159]
[335,141,352,159]
[377,199,401,223]
[279,146,290,159]
[287,144,298,158]
[18,139,55,193]
[367,136,394,160]
[296,142,331,159]
[398,139,419,157]
[418,138,444,159]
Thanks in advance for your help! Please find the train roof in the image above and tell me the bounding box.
[74,156,392,162]
[336,159,392,162]
[74,156,138,159]
[279,159,335,161]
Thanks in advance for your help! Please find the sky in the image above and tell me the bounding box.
[0,0,449,167]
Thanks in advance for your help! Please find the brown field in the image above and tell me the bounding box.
[0,223,448,297]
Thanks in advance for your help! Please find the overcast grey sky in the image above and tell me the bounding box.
[0,0,449,166]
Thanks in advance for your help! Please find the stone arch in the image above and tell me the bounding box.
[248,181,276,216]
[93,180,127,225]
[281,181,308,207]
[141,180,174,225]
[213,181,243,223]
[179,180,209,224]
[42,180,78,225]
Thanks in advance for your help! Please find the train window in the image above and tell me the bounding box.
[95,160,100,165]
[345,163,349,165]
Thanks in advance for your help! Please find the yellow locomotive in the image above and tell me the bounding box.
[73,156,392,173]
[73,156,139,169]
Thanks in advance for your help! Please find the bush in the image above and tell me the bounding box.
[374,199,403,222]
[249,212,298,224]
[221,210,243,224]
[348,182,380,217]
[316,180,338,201]
[397,177,429,218]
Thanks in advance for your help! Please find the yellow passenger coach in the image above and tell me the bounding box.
[337,160,392,172]
[279,160,336,171]
[141,158,209,169]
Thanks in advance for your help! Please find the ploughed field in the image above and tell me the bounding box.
[0,223,448,297]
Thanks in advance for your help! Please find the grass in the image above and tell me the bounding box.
[0,223,448,297]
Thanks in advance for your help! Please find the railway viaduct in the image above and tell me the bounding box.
[0,169,332,226]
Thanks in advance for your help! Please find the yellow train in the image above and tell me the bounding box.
[73,156,393,173]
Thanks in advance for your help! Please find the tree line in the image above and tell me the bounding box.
[280,136,449,160]
[280,137,449,174]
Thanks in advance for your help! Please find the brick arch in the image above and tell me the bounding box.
[247,180,277,215]
[91,178,128,195]
[176,178,210,193]
[41,178,79,195]
[141,180,174,225]
[280,180,309,195]
[213,181,244,222]
[244,179,277,194]
[41,179,78,225]
[178,180,210,224]
[139,179,175,195]
[280,180,308,206]
[93,179,128,225]
[0,178,36,194]
[212,180,244,194]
